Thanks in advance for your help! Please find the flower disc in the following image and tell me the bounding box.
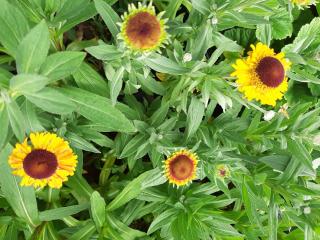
[256,57,285,88]
[215,164,230,179]
[9,132,77,189]
[23,149,58,179]
[126,12,161,50]
[231,42,291,106]
[119,3,167,52]
[164,149,198,186]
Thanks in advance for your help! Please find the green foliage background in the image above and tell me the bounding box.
[0,0,320,239]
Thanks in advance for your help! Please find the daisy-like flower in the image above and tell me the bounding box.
[9,132,77,189]
[164,149,198,187]
[231,43,291,106]
[291,0,316,7]
[118,2,168,52]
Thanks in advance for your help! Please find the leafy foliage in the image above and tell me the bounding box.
[0,0,320,239]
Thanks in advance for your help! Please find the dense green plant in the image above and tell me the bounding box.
[0,0,320,239]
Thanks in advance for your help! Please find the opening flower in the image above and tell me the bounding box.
[231,43,291,106]
[9,132,77,189]
[164,149,198,186]
[119,2,168,52]
[215,164,230,179]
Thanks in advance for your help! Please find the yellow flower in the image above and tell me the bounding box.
[231,43,291,106]
[164,149,198,187]
[9,132,77,189]
[291,0,316,7]
[119,2,168,52]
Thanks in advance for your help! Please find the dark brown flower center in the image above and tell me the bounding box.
[126,11,161,49]
[169,155,194,180]
[219,169,226,177]
[256,57,285,88]
[23,149,58,179]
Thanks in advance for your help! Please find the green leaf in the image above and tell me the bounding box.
[258,155,290,171]
[10,74,49,94]
[191,22,212,61]
[109,66,124,105]
[280,157,301,183]
[137,73,165,95]
[68,221,96,240]
[283,17,320,54]
[77,128,113,148]
[211,220,242,237]
[90,191,106,231]
[0,107,9,149]
[142,54,190,75]
[186,97,205,139]
[85,43,122,60]
[165,0,184,19]
[0,67,13,88]
[270,11,293,40]
[0,145,40,228]
[0,55,13,65]
[218,11,268,31]
[16,20,50,74]
[106,176,146,212]
[0,0,29,57]
[147,209,177,234]
[140,167,167,189]
[44,0,60,15]
[25,87,76,115]
[40,51,86,82]
[22,100,45,133]
[4,222,18,240]
[105,213,146,239]
[6,100,26,141]
[61,87,135,133]
[72,63,109,97]
[287,138,313,171]
[191,0,211,15]
[287,67,320,84]
[53,0,97,34]
[268,193,278,240]
[30,222,60,240]
[0,225,8,240]
[213,32,243,52]
[0,216,12,225]
[66,132,100,153]
[224,28,256,49]
[242,179,263,233]
[39,204,89,221]
[107,168,166,211]
[94,0,121,39]
[256,24,271,46]
[66,175,94,203]
[150,102,169,127]
[10,0,43,24]
[120,134,148,158]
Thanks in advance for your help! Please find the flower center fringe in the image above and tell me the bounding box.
[169,155,194,180]
[256,56,285,88]
[23,149,58,179]
[126,11,161,49]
